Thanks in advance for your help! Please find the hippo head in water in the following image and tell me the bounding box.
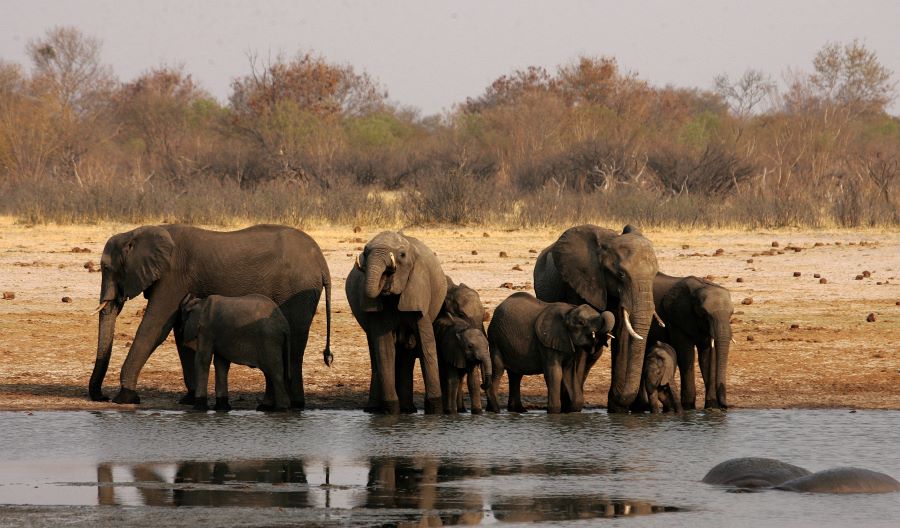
[703,457,900,494]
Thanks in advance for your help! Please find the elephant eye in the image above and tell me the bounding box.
[400,252,406,258]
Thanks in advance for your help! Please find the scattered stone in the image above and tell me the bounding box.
[777,250,785,254]
[819,278,828,284]
[792,247,802,252]
[70,247,91,253]
[345,253,352,257]
[471,250,478,255]
[849,242,857,245]
[483,311,491,322]
[352,226,362,233]
[866,313,876,323]
[482,232,490,238]
[862,270,871,278]
[835,241,842,245]
[771,241,779,247]
[790,324,800,330]
[499,251,508,258]
[814,242,824,247]
[793,272,801,277]
[500,282,514,289]
[83,261,95,270]
[747,335,754,341]
[896,301,900,306]
[746,259,754,263]
[855,275,864,280]
[736,278,744,283]
[512,265,523,271]
[682,244,690,249]
[705,274,716,281]
[135,308,145,317]
[814,273,821,278]
[528,249,537,253]
[355,246,363,251]
[877,282,883,285]
[741,297,753,305]
[352,237,366,243]
[2,292,14,300]
[714,248,724,256]
[61,296,72,303]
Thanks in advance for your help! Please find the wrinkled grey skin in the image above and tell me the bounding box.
[534,224,658,413]
[650,273,733,409]
[486,292,615,414]
[438,278,490,413]
[346,232,447,415]
[180,294,291,412]
[642,341,682,414]
[704,457,900,494]
[89,224,332,408]
[434,314,491,414]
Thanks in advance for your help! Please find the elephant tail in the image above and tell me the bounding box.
[322,271,333,367]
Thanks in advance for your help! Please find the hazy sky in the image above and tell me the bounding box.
[3,0,899,115]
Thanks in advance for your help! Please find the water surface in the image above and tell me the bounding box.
[0,409,898,527]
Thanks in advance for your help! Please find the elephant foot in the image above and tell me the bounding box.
[400,405,418,414]
[363,405,381,414]
[424,397,442,415]
[214,398,232,412]
[382,400,401,415]
[192,400,209,412]
[178,392,197,405]
[507,403,527,413]
[112,387,140,405]
[256,402,274,412]
[704,400,722,410]
[456,405,468,413]
[682,401,697,411]
[89,390,110,402]
[470,407,484,415]
[290,399,305,410]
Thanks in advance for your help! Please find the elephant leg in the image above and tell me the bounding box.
[666,385,683,413]
[173,321,196,405]
[671,331,697,410]
[486,350,504,413]
[287,318,312,410]
[467,366,483,414]
[444,370,460,415]
[213,356,231,412]
[375,330,400,415]
[697,339,717,409]
[416,318,443,415]
[457,373,467,413]
[507,372,527,413]
[192,337,212,411]
[364,333,383,413]
[265,366,291,412]
[115,287,183,404]
[257,375,276,412]
[544,361,563,414]
[397,347,417,414]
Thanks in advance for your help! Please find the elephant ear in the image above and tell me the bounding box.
[180,295,202,344]
[399,240,446,317]
[551,225,610,310]
[122,226,174,300]
[534,305,576,356]
[660,279,697,330]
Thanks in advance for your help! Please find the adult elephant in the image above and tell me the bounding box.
[88,224,333,407]
[534,224,659,412]
[346,231,447,415]
[651,273,733,409]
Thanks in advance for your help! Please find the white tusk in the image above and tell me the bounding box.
[92,301,109,315]
[653,310,665,328]
[591,331,596,340]
[607,333,615,340]
[355,254,363,270]
[390,252,396,269]
[622,309,644,340]
[731,337,736,344]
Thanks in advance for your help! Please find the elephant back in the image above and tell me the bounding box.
[488,293,545,354]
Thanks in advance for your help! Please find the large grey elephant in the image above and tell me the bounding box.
[486,292,615,414]
[180,294,291,412]
[89,224,332,408]
[346,231,447,415]
[650,273,733,409]
[703,457,900,494]
[534,224,659,412]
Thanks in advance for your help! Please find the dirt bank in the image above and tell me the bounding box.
[1,219,898,411]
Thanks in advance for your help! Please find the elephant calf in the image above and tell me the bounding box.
[181,294,291,412]
[642,341,682,413]
[434,313,491,414]
[486,292,615,414]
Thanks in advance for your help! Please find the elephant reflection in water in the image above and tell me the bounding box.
[363,456,485,525]
[97,459,309,507]
[491,495,674,522]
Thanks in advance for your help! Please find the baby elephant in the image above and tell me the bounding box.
[181,294,291,412]
[434,313,492,414]
[642,341,682,413]
[486,292,615,414]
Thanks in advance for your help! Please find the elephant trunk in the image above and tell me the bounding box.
[89,300,122,400]
[479,356,492,391]
[608,289,653,411]
[712,321,731,409]
[364,253,389,299]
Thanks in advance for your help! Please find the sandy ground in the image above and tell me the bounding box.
[1,218,898,412]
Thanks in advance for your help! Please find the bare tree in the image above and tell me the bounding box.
[714,69,775,116]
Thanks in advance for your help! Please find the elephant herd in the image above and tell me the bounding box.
[88,222,733,415]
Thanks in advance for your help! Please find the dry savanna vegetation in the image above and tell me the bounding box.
[0,219,898,411]
[0,27,898,412]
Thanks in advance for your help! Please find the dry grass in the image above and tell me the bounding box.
[1,218,898,411]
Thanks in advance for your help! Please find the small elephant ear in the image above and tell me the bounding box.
[122,226,174,300]
[622,224,642,236]
[535,305,576,356]
[180,298,202,344]
[551,225,610,310]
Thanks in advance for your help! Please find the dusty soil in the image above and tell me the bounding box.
[1,218,898,412]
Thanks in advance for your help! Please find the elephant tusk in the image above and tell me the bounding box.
[607,333,615,340]
[389,252,396,270]
[92,301,109,315]
[622,309,644,340]
[591,330,596,340]
[653,310,665,328]
[731,337,737,344]
[355,254,364,271]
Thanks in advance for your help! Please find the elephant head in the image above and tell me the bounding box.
[661,276,733,408]
[89,226,175,401]
[550,225,659,411]
[447,322,492,391]
[535,304,616,358]
[355,231,429,313]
